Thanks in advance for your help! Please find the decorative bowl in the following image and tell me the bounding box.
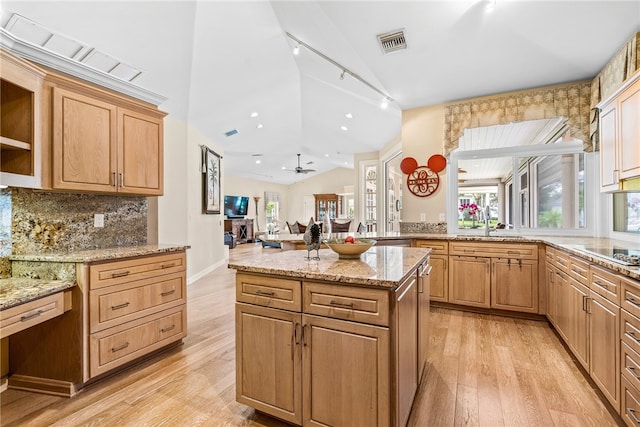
[325,238,376,259]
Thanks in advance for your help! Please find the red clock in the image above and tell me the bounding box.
[407,166,439,197]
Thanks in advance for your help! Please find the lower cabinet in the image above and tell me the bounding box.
[449,256,491,308]
[8,251,187,396]
[491,258,538,313]
[235,269,424,427]
[589,291,619,409]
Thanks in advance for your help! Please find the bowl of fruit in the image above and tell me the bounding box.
[325,237,376,259]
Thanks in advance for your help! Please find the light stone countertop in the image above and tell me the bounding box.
[9,244,190,263]
[0,278,75,311]
[228,246,431,289]
[262,233,640,280]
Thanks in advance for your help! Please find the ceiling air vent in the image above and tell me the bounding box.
[377,29,406,54]
[224,129,238,137]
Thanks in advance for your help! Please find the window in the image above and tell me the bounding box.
[264,191,280,233]
[449,136,589,234]
[363,164,377,232]
[613,192,640,233]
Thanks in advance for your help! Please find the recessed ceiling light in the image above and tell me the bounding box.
[250,112,259,118]
[282,166,286,170]
[324,154,329,157]
[256,160,261,164]
[345,113,353,119]
[256,123,264,129]
[340,126,348,131]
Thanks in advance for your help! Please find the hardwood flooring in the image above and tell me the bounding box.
[0,243,622,426]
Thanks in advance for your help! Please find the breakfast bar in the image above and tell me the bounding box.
[229,246,431,427]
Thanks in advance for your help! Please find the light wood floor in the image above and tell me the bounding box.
[0,243,623,426]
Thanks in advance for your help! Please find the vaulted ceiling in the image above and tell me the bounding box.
[1,1,638,184]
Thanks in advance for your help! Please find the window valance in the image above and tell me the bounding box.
[443,81,592,156]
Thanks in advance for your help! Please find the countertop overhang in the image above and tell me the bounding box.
[229,246,431,289]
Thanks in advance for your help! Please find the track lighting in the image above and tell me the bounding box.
[286,32,393,109]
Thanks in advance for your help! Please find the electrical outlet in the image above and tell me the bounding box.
[439,213,445,221]
[94,213,104,228]
[420,213,426,222]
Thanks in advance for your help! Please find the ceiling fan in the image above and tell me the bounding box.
[287,153,316,174]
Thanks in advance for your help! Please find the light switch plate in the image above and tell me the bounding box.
[94,213,104,228]
[420,213,426,222]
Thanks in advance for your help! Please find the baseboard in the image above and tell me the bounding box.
[8,374,79,397]
[187,258,226,285]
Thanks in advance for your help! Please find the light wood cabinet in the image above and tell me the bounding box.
[598,69,640,192]
[449,255,491,308]
[235,302,302,425]
[491,258,538,313]
[8,251,186,396]
[414,240,448,302]
[46,72,165,195]
[0,48,45,188]
[236,267,426,427]
[417,261,431,382]
[589,291,620,410]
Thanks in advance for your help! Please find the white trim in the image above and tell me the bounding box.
[187,258,226,285]
[0,29,167,105]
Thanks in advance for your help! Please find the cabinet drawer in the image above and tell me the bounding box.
[90,252,186,290]
[89,271,186,333]
[590,265,621,305]
[622,376,640,427]
[569,256,589,286]
[0,292,65,338]
[554,250,570,273]
[622,342,640,394]
[236,273,301,312]
[545,246,555,263]
[303,282,389,327]
[414,239,448,255]
[89,305,186,378]
[449,242,538,259]
[622,279,640,320]
[622,310,640,357]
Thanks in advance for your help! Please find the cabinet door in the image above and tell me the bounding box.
[118,107,163,195]
[599,101,619,191]
[303,314,390,427]
[235,303,302,425]
[566,279,590,370]
[554,269,570,342]
[449,256,490,308]
[52,87,117,192]
[428,254,448,302]
[619,80,640,180]
[491,258,538,313]
[396,274,418,427]
[418,263,430,382]
[588,292,620,412]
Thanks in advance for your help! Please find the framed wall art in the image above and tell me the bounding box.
[203,146,221,214]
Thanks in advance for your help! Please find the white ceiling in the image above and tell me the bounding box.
[1,1,639,185]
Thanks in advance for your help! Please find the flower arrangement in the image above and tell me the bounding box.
[459,202,479,227]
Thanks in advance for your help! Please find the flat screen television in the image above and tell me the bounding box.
[224,195,249,219]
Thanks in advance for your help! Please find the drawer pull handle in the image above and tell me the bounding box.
[628,331,640,344]
[628,408,640,424]
[628,297,640,307]
[627,366,640,380]
[255,290,275,296]
[161,263,176,269]
[112,342,130,352]
[594,280,609,289]
[111,302,130,310]
[463,249,475,253]
[329,300,354,309]
[111,271,130,278]
[161,289,176,297]
[507,250,519,255]
[20,310,44,322]
[160,324,176,333]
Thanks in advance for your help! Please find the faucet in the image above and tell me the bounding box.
[484,205,492,237]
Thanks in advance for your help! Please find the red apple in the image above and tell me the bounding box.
[345,236,355,244]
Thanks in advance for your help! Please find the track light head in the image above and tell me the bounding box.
[293,44,300,55]
[340,70,346,80]
[380,97,389,109]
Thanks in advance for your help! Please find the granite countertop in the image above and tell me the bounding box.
[228,246,431,289]
[262,233,640,280]
[0,278,75,311]
[9,244,190,263]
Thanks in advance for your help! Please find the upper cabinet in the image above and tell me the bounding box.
[0,48,45,188]
[43,71,166,196]
[598,70,640,192]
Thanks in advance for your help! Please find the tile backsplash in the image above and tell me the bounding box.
[0,188,148,277]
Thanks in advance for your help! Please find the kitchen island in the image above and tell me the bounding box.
[229,246,431,427]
